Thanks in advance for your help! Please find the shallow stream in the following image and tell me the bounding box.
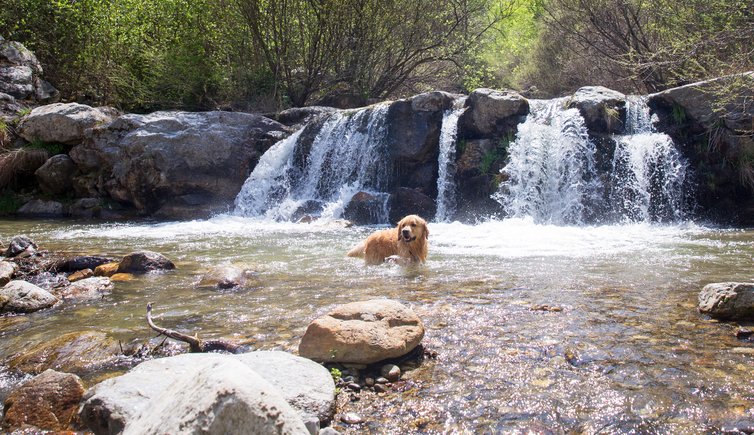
[1,216,753,433]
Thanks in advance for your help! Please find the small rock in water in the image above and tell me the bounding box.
[736,328,754,340]
[340,413,363,425]
[4,235,37,258]
[118,251,175,274]
[346,382,361,391]
[319,427,342,435]
[94,262,120,277]
[530,304,563,312]
[376,377,389,384]
[380,364,401,382]
[365,377,375,387]
[68,268,93,282]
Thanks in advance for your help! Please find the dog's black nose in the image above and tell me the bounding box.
[402,228,410,236]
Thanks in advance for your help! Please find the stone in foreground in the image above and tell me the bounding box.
[80,351,335,435]
[699,282,754,320]
[298,299,424,364]
[1,369,85,432]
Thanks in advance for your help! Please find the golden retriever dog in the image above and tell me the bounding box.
[347,215,429,265]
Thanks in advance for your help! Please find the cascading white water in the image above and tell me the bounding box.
[435,100,466,222]
[494,97,691,224]
[494,99,600,225]
[609,96,691,222]
[233,104,392,221]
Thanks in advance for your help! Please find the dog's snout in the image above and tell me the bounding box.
[401,228,410,236]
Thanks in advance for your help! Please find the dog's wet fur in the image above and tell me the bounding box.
[347,215,429,265]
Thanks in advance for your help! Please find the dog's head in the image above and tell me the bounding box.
[397,215,429,244]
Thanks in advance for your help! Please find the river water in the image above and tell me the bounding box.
[1,216,753,432]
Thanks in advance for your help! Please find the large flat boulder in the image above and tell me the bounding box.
[69,111,290,217]
[17,103,116,145]
[80,352,335,434]
[699,282,754,320]
[298,299,425,364]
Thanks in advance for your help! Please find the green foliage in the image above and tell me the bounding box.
[671,104,687,125]
[0,192,23,214]
[25,140,67,155]
[0,120,8,148]
[17,107,32,117]
[329,367,342,382]
[480,134,513,173]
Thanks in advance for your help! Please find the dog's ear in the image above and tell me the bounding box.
[396,223,403,241]
[423,223,429,240]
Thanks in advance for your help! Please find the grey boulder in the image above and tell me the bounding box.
[0,280,58,313]
[699,282,754,320]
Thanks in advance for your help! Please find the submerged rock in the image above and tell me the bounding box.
[0,280,58,313]
[699,282,754,320]
[117,251,174,274]
[56,276,112,301]
[197,265,259,290]
[298,299,425,364]
[8,331,122,376]
[1,369,85,432]
[80,351,335,434]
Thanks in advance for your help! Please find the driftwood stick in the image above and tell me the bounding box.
[146,303,242,353]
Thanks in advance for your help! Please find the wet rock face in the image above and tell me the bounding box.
[699,282,754,320]
[1,369,85,432]
[387,99,444,197]
[648,73,754,225]
[298,299,425,364]
[567,86,627,134]
[69,111,290,217]
[80,352,334,434]
[458,88,529,139]
[0,280,58,313]
[117,251,175,274]
[388,188,435,224]
[344,191,388,225]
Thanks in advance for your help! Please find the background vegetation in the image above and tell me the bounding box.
[1,0,751,111]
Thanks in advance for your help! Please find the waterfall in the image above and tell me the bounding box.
[494,96,691,224]
[494,99,600,225]
[233,104,392,221]
[608,96,692,222]
[435,101,466,222]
